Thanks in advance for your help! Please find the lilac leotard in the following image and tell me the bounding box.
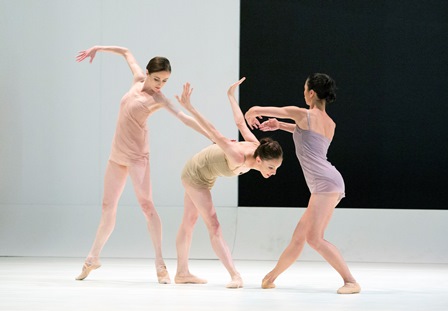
[292,111,345,201]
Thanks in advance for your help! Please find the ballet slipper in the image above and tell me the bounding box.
[156,266,171,284]
[337,282,361,294]
[261,274,276,289]
[75,262,101,281]
[174,274,208,284]
[226,274,243,289]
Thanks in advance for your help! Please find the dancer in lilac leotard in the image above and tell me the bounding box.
[245,73,360,294]
[294,110,345,202]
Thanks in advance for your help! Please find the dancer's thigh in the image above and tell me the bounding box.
[306,193,340,236]
[182,182,215,226]
[128,158,152,203]
[102,160,128,209]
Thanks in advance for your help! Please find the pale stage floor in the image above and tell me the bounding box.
[0,257,447,311]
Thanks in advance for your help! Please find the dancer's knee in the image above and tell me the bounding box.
[206,215,221,237]
[140,200,158,220]
[306,233,324,250]
[182,212,199,228]
[101,202,117,219]
[289,234,306,248]
[101,198,118,213]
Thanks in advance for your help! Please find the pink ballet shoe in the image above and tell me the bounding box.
[226,274,243,289]
[174,274,208,284]
[261,274,276,289]
[157,266,171,284]
[75,262,101,281]
[337,282,361,294]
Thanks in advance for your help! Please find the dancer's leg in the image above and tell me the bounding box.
[87,161,128,259]
[128,159,169,283]
[183,183,242,288]
[261,209,310,287]
[262,193,357,289]
[76,160,128,280]
[305,193,359,293]
[174,189,206,284]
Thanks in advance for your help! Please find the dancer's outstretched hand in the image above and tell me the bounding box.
[227,77,246,97]
[76,46,97,63]
[259,118,280,131]
[176,83,194,111]
[245,107,263,130]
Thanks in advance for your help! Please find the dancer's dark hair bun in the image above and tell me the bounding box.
[306,73,337,104]
[254,137,283,160]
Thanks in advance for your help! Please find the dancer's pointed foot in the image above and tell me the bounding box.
[156,265,171,284]
[261,273,276,289]
[75,262,101,281]
[337,282,361,294]
[226,274,243,289]
[174,273,208,284]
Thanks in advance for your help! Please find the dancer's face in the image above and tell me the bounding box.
[147,71,170,93]
[304,82,311,106]
[258,158,282,178]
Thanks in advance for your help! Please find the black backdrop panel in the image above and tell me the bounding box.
[239,0,448,209]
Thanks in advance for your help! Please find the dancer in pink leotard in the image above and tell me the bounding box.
[245,73,360,294]
[74,45,210,283]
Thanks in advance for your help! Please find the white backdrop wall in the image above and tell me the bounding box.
[1,0,447,264]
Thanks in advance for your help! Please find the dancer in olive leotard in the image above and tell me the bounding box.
[175,78,283,288]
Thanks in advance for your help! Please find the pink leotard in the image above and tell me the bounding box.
[109,90,151,166]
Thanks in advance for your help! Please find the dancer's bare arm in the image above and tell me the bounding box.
[162,97,212,141]
[245,106,307,130]
[259,118,296,133]
[176,83,244,164]
[227,77,258,143]
[76,45,144,82]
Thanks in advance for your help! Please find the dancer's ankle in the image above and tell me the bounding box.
[85,256,100,265]
[264,271,276,283]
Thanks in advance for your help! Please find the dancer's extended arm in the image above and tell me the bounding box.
[245,105,306,130]
[227,78,258,142]
[76,45,144,81]
[259,118,296,133]
[176,83,244,163]
[163,97,213,141]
